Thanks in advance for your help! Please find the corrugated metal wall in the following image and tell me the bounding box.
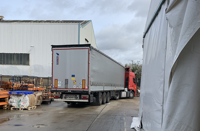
[0,22,79,77]
[80,21,97,48]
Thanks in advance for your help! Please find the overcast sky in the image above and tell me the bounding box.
[0,0,150,65]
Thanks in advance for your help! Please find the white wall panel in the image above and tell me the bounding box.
[80,21,97,48]
[0,22,79,77]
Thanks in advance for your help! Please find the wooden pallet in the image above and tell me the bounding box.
[0,97,9,110]
[10,106,37,111]
[0,105,10,110]
[3,105,10,110]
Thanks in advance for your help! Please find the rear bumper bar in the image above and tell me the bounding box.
[54,99,88,102]
[51,89,89,94]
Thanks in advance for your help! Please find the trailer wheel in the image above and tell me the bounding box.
[102,92,106,104]
[106,92,110,103]
[130,91,135,98]
[96,92,102,106]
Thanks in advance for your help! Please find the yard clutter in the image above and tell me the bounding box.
[0,81,12,90]
[0,89,10,109]
[8,91,36,110]
[9,94,29,108]
[34,91,42,106]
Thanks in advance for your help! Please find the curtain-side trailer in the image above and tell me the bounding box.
[51,44,136,105]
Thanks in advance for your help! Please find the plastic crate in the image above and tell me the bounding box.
[9,91,34,95]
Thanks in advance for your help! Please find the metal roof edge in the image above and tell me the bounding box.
[80,20,92,28]
[51,44,91,48]
[0,20,90,23]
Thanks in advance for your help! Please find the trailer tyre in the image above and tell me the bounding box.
[96,92,102,106]
[106,92,110,103]
[102,92,106,104]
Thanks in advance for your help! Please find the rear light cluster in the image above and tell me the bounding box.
[54,96,60,98]
[55,79,58,88]
[81,95,88,99]
[54,79,86,89]
[82,79,85,89]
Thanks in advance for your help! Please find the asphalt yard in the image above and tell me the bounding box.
[0,97,139,131]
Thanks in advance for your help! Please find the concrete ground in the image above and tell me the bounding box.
[0,97,139,131]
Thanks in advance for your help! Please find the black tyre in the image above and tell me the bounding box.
[130,91,135,98]
[102,92,106,104]
[96,92,102,106]
[71,102,76,106]
[113,92,119,100]
[106,92,110,103]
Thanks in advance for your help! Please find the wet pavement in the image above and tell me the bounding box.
[0,97,139,131]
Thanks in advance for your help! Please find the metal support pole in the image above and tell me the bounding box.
[48,77,49,88]
[1,75,2,88]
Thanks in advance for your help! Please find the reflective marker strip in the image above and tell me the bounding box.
[82,79,85,89]
[55,79,58,88]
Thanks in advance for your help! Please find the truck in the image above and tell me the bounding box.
[51,44,137,105]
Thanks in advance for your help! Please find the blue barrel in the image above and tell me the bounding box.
[9,91,34,95]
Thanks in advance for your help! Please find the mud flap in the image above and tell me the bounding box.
[89,94,93,103]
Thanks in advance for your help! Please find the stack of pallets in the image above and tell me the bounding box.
[0,81,12,90]
[0,89,10,110]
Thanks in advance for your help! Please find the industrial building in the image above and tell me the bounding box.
[0,17,97,79]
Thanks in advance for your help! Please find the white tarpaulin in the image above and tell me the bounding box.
[139,0,200,131]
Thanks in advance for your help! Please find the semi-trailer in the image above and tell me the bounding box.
[51,44,137,105]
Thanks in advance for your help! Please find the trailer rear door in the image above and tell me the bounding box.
[52,48,89,90]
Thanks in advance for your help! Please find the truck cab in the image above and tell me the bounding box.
[125,67,137,97]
